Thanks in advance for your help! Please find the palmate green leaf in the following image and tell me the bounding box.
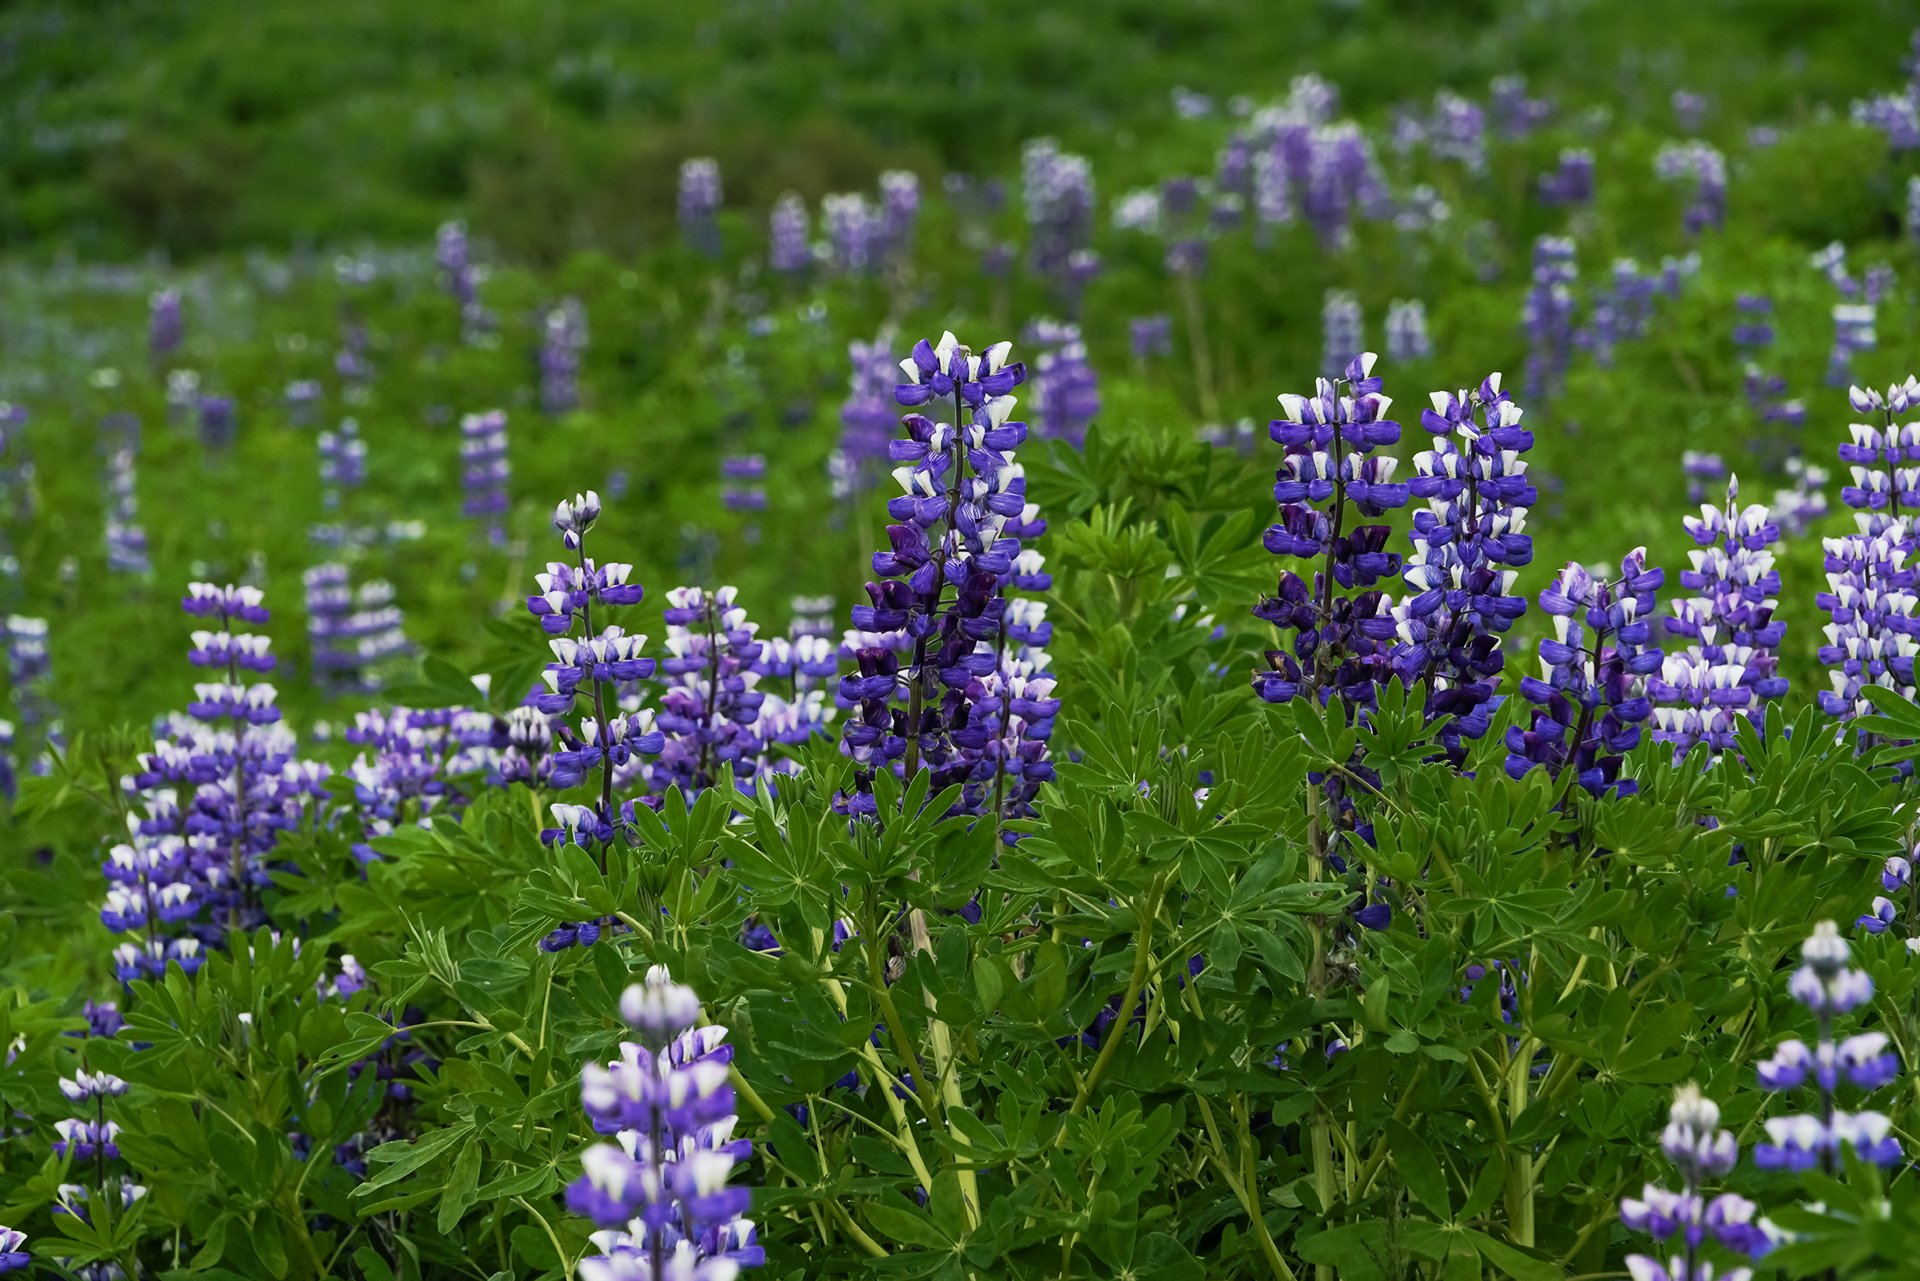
[864,1201,958,1251]
[353,1122,475,1198]
[435,1136,484,1232]
[1460,1229,1560,1281]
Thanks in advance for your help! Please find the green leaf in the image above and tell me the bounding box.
[1462,1230,1559,1281]
[436,1137,483,1233]
[1386,1121,1451,1220]
[864,1203,956,1250]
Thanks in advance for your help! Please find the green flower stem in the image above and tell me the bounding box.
[1065,871,1168,1120]
[908,905,982,1232]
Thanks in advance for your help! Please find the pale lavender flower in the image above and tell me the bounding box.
[679,158,724,256]
[1384,300,1431,363]
[1321,291,1364,380]
[768,192,811,276]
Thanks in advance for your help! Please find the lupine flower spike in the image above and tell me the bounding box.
[1369,373,1532,759]
[1619,1084,1768,1281]
[1505,551,1663,799]
[529,492,663,951]
[1255,352,1408,711]
[565,967,762,1281]
[840,331,1047,824]
[1651,477,1788,758]
[1754,922,1903,1174]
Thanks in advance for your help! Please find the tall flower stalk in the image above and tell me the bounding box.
[1650,477,1788,757]
[1618,1084,1767,1281]
[839,331,1037,822]
[1753,922,1903,1173]
[1372,373,1532,759]
[564,967,762,1281]
[1254,352,1408,711]
[1505,552,1663,800]
[527,493,663,951]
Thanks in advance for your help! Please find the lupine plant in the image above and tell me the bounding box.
[13,24,1920,1281]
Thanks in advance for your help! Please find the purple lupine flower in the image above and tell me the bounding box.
[1812,241,1856,295]
[1489,74,1552,137]
[435,221,493,343]
[768,192,811,276]
[148,289,182,362]
[530,492,663,951]
[305,567,412,694]
[840,331,1040,818]
[102,444,149,576]
[1732,295,1774,351]
[1618,1083,1768,1281]
[5,616,54,790]
[565,967,763,1279]
[1771,457,1829,538]
[1681,451,1727,506]
[539,298,588,416]
[1321,292,1364,380]
[679,157,724,256]
[343,706,497,865]
[1828,303,1877,388]
[1298,122,1391,248]
[0,401,32,557]
[1172,85,1214,118]
[1427,89,1486,172]
[720,455,766,513]
[752,624,838,756]
[0,1225,24,1272]
[1849,33,1920,151]
[1024,319,1100,446]
[197,395,236,452]
[337,313,373,388]
[1505,550,1663,799]
[459,410,510,544]
[1537,148,1594,206]
[114,583,326,964]
[318,419,366,512]
[878,169,920,262]
[1835,379,1920,531]
[1817,527,1919,724]
[1393,184,1450,235]
[1577,258,1660,369]
[1254,352,1409,710]
[51,1008,144,1227]
[1665,249,1700,295]
[1654,141,1726,235]
[1671,89,1709,132]
[1907,175,1920,246]
[963,590,1057,834]
[1754,922,1903,1172]
[789,595,837,639]
[1819,377,1920,728]
[1384,300,1431,363]
[1522,236,1577,402]
[1022,139,1099,307]
[1856,851,1920,953]
[822,192,882,273]
[651,586,769,798]
[1130,315,1173,362]
[1370,374,1532,758]
[165,369,200,427]
[285,379,322,428]
[834,331,900,498]
[1650,477,1788,758]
